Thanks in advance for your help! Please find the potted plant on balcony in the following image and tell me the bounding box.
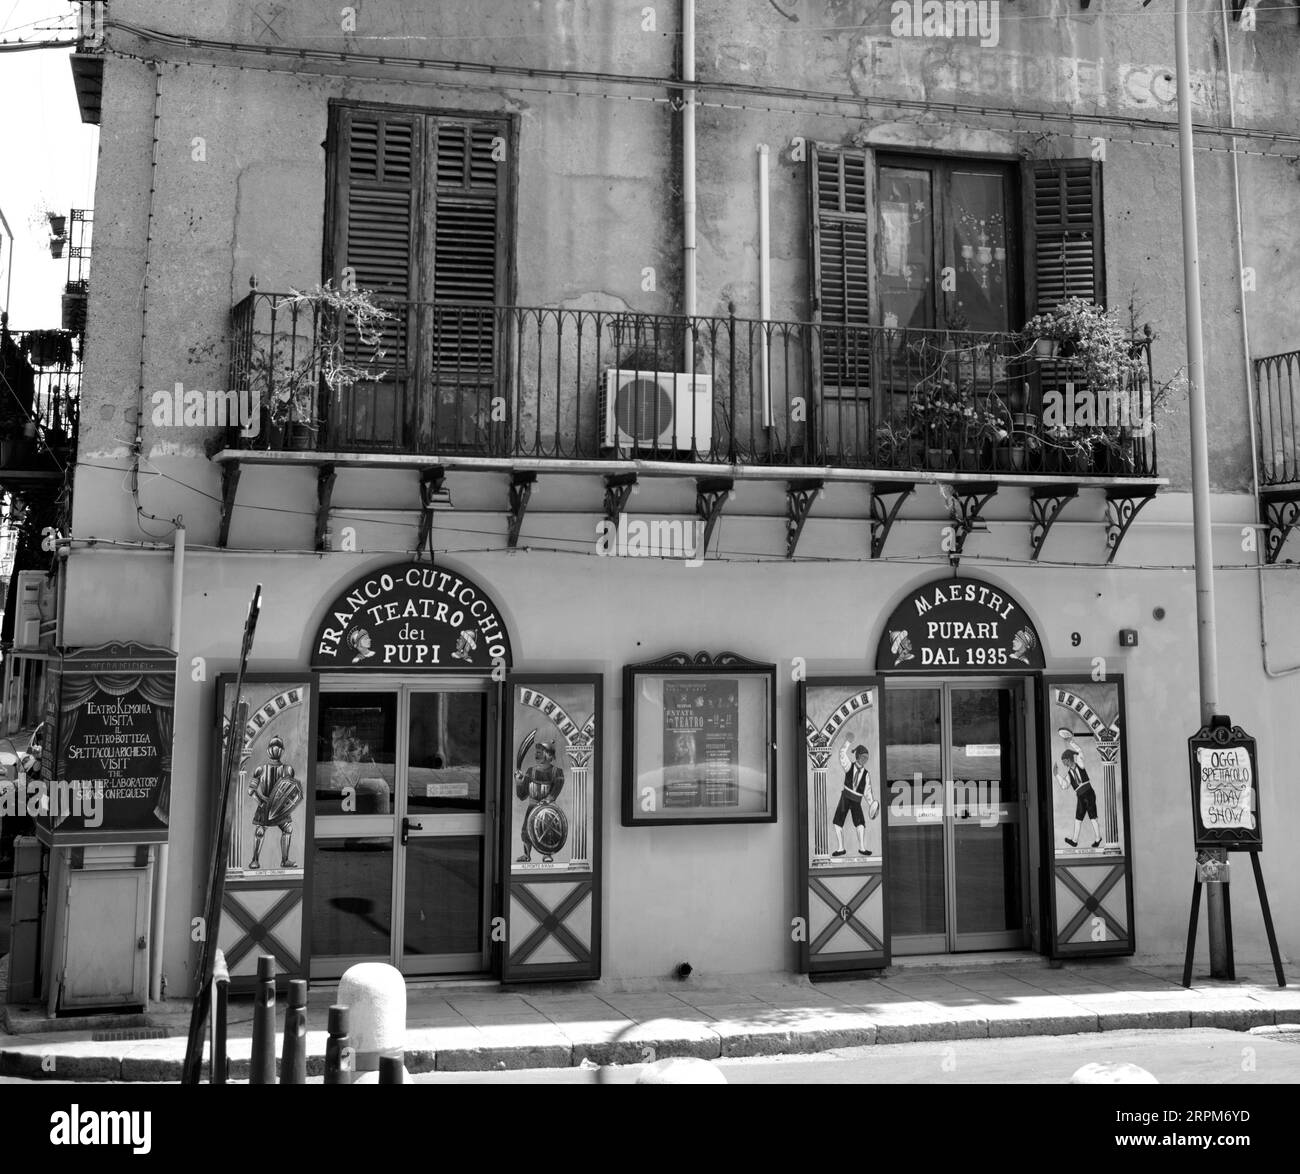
[248,282,393,450]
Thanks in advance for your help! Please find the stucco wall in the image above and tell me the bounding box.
[58,1,1300,991]
[62,488,1299,991]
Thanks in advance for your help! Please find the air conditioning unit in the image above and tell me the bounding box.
[13,572,48,650]
[601,370,713,455]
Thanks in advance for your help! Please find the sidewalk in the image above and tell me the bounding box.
[2,959,1298,1081]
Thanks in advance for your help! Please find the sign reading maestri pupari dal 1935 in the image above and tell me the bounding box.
[312,563,511,671]
[876,577,1045,672]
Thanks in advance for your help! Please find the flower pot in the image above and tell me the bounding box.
[1034,338,1058,359]
[48,214,66,237]
[287,422,318,451]
[1010,444,1027,471]
[927,447,949,471]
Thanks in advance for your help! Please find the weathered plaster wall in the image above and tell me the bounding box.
[61,1,1300,989]
[63,491,1299,992]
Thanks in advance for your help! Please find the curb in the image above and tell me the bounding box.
[3,1006,1299,1081]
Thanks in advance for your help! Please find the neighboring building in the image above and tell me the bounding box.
[0,205,13,317]
[23,1,1300,1005]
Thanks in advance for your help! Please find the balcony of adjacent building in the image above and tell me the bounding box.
[0,318,80,489]
[1254,347,1300,562]
[211,291,1168,561]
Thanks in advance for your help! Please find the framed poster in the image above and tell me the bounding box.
[797,679,889,973]
[502,675,602,982]
[36,642,176,846]
[213,675,316,985]
[1041,675,1135,959]
[622,652,776,826]
[1187,719,1261,851]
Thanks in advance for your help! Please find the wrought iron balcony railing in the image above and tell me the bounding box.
[1255,348,1300,487]
[227,292,1159,479]
[0,318,80,479]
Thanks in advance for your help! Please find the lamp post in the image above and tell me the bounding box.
[1173,0,1228,978]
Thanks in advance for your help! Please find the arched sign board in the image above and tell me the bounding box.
[312,563,511,671]
[876,577,1044,672]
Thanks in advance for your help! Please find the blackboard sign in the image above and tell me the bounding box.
[1187,717,1261,851]
[876,576,1044,672]
[36,642,177,846]
[312,562,511,671]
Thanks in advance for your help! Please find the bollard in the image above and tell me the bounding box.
[325,1004,354,1085]
[281,978,308,1086]
[378,1051,405,1084]
[209,948,230,1085]
[1070,1062,1158,1084]
[637,1057,727,1084]
[338,962,407,1083]
[250,955,278,1085]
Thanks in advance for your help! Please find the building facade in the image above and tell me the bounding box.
[24,0,1300,1003]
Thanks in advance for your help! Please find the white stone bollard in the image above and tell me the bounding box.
[339,962,407,1083]
[1070,1061,1158,1084]
[636,1057,727,1084]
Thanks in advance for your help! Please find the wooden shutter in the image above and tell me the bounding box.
[326,108,420,448]
[810,145,873,390]
[425,118,509,448]
[1026,160,1104,313]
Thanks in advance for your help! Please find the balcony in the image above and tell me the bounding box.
[214,293,1163,560]
[0,319,80,486]
[225,292,1159,480]
[1254,347,1300,561]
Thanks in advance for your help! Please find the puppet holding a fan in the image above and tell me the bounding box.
[1053,725,1104,849]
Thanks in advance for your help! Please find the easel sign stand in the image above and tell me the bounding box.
[1182,715,1285,989]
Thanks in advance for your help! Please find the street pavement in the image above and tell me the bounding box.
[410,1026,1300,1083]
[1,957,1298,1081]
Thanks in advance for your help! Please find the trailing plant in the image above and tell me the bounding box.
[251,282,394,430]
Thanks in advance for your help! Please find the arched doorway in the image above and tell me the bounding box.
[307,562,512,977]
[875,577,1043,955]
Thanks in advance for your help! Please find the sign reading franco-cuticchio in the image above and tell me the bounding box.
[312,563,511,671]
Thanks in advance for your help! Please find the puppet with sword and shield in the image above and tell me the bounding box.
[514,728,569,864]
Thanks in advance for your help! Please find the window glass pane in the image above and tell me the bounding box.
[403,836,483,957]
[407,692,485,813]
[311,836,393,957]
[878,167,934,331]
[315,693,397,815]
[885,689,944,937]
[950,170,1010,332]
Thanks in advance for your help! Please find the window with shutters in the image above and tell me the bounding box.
[326,103,514,452]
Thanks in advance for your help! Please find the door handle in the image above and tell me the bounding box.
[401,818,424,845]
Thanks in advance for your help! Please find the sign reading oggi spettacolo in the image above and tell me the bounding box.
[312,563,512,671]
[1187,720,1262,851]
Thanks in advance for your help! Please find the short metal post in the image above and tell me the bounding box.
[379,1051,404,1084]
[209,948,229,1085]
[325,1004,353,1085]
[250,955,278,1085]
[280,978,308,1086]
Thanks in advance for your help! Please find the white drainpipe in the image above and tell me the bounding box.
[151,523,184,1001]
[682,0,697,374]
[758,143,772,427]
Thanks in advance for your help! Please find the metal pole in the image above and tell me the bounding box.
[281,978,308,1085]
[250,954,278,1084]
[1174,0,1228,979]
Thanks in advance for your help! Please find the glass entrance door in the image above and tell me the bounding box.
[886,680,1027,954]
[310,682,495,978]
